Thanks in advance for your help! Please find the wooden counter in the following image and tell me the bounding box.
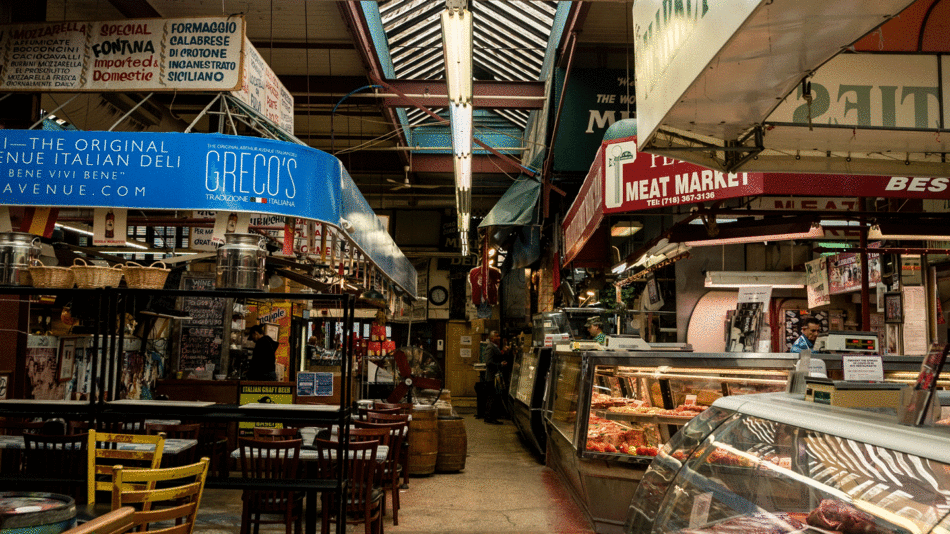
[155,379,241,404]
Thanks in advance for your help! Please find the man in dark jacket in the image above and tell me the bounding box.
[247,324,278,381]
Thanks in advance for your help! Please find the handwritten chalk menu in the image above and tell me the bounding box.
[178,274,226,370]
[0,16,244,92]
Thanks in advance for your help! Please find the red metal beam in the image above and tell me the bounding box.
[338,2,409,152]
[380,79,545,110]
[410,154,522,174]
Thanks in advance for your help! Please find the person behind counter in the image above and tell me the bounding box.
[586,316,607,345]
[247,324,278,381]
[791,317,822,353]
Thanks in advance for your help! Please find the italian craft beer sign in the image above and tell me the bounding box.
[0,16,244,92]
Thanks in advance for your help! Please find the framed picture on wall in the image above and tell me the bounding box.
[58,338,77,383]
[884,292,904,324]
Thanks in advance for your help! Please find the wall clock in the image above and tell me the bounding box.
[428,285,449,306]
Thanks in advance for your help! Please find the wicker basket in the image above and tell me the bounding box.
[71,258,124,289]
[123,261,170,289]
[29,259,75,289]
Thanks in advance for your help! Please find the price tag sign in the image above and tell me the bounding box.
[809,358,828,378]
[843,355,884,382]
[689,492,713,529]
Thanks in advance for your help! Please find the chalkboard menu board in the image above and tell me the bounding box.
[179,274,227,371]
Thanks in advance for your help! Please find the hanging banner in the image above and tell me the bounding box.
[805,257,831,308]
[231,35,295,137]
[562,144,605,264]
[0,129,416,297]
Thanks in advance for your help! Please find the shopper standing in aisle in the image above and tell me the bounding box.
[247,324,278,381]
[586,317,607,344]
[483,330,505,425]
[790,317,821,353]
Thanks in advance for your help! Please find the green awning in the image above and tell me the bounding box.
[479,176,541,228]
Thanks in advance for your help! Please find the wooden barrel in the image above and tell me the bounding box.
[407,405,438,476]
[436,416,467,472]
[0,493,76,534]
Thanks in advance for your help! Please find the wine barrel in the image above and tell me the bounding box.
[407,405,438,476]
[436,416,467,472]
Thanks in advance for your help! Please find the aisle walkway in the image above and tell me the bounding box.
[197,412,595,533]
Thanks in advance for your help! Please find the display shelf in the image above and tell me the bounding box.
[627,392,950,534]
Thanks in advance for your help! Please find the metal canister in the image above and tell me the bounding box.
[0,233,40,286]
[215,233,266,290]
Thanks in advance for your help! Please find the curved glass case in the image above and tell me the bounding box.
[627,393,950,534]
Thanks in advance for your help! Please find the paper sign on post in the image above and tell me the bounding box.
[842,355,884,382]
[738,286,772,304]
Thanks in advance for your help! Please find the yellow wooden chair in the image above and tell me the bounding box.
[87,430,166,506]
[110,457,210,534]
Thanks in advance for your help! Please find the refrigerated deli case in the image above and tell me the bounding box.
[509,346,553,457]
[544,351,805,534]
[626,392,950,534]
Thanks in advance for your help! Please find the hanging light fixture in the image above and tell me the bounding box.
[442,0,473,256]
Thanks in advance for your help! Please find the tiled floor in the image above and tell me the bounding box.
[197,412,595,533]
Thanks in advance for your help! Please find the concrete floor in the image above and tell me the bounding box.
[197,413,595,534]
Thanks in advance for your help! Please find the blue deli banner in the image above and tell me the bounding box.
[0,130,417,296]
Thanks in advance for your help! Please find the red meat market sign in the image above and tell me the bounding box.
[603,136,764,213]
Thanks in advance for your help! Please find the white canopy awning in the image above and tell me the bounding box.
[633,0,931,176]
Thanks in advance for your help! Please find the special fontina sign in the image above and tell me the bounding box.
[0,17,244,91]
[0,16,294,136]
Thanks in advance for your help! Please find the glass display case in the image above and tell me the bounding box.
[544,350,806,534]
[508,346,552,456]
[627,392,950,534]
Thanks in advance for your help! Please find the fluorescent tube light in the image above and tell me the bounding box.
[704,271,806,289]
[55,223,149,249]
[441,6,473,105]
[685,224,824,246]
[869,223,950,241]
[449,103,472,156]
[611,221,643,237]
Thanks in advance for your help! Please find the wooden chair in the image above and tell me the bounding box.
[0,419,45,473]
[372,402,412,415]
[313,437,384,534]
[110,457,210,534]
[370,406,413,490]
[88,431,166,506]
[357,406,400,421]
[97,419,147,434]
[146,423,200,464]
[237,437,303,534]
[355,417,409,525]
[253,427,300,441]
[23,433,89,504]
[69,420,93,434]
[61,506,135,534]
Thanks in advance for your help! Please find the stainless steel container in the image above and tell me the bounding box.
[0,232,41,286]
[215,233,266,290]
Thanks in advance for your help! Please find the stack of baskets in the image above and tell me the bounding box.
[122,261,170,289]
[71,258,124,289]
[29,260,75,289]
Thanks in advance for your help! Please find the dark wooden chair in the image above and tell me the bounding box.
[370,407,412,489]
[372,402,412,415]
[253,427,301,441]
[23,433,90,504]
[237,437,303,534]
[0,419,45,473]
[96,419,146,434]
[313,437,384,534]
[146,422,201,465]
[355,418,409,525]
[357,407,400,421]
